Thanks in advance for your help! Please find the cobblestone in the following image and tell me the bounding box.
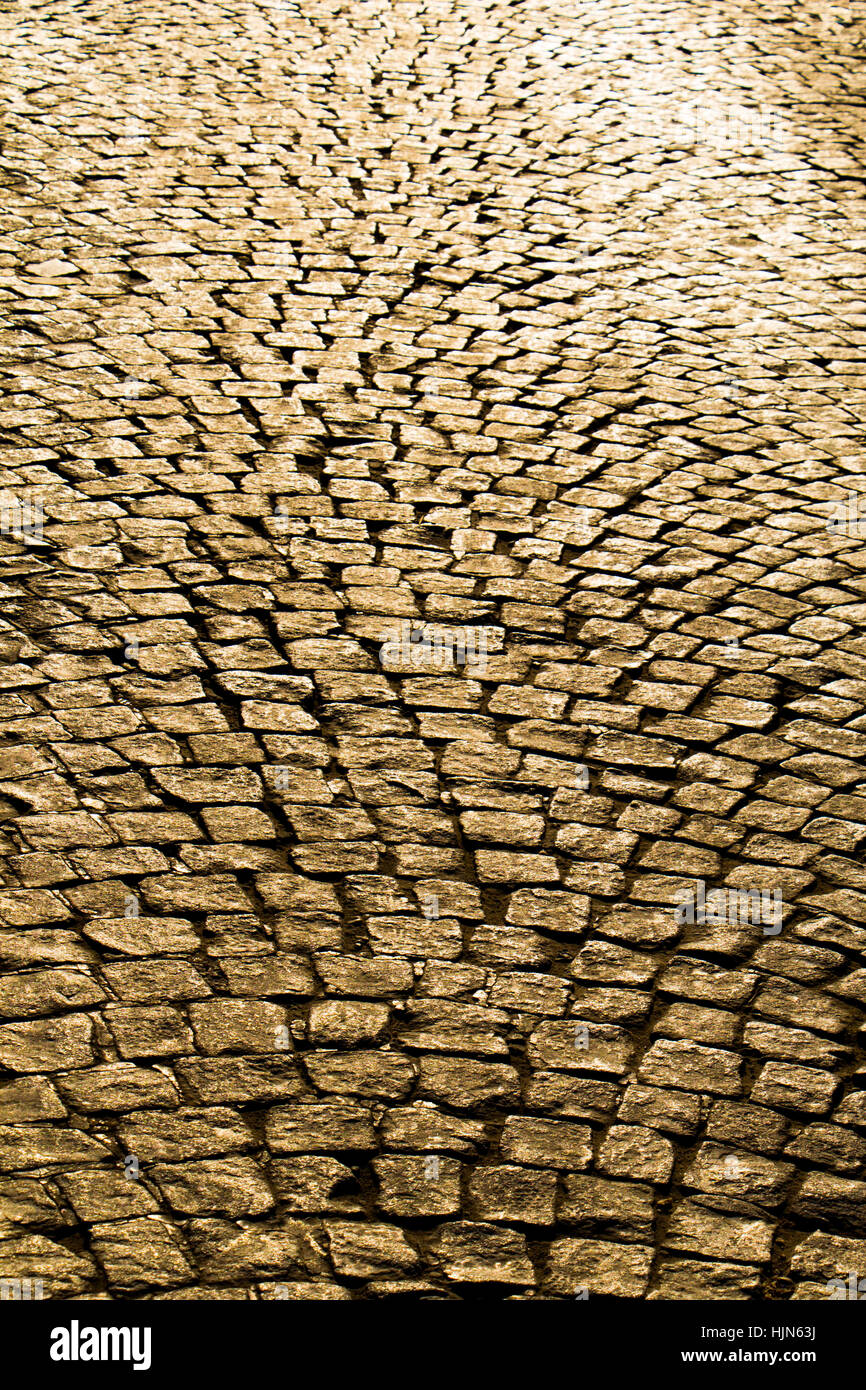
[0,0,865,1301]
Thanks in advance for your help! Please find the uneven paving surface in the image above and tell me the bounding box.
[1,0,866,1301]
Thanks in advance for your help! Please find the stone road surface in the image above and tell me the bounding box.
[0,0,866,1300]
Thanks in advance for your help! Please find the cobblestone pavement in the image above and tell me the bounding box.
[0,0,865,1302]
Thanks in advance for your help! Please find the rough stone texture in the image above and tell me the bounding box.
[0,0,864,1301]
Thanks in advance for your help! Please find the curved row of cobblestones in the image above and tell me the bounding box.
[0,0,866,1299]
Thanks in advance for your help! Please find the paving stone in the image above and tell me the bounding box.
[196,1221,329,1282]
[150,1156,275,1218]
[791,1174,866,1236]
[0,0,863,1302]
[374,1156,462,1219]
[789,1231,866,1285]
[431,1221,534,1285]
[546,1237,654,1297]
[598,1125,676,1184]
[558,1175,655,1243]
[268,1157,363,1216]
[500,1117,593,1171]
[648,1256,762,1300]
[0,1227,100,1298]
[663,1199,775,1264]
[325,1221,421,1279]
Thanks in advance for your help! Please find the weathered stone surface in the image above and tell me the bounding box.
[789,1231,866,1285]
[0,1015,94,1073]
[663,1199,774,1264]
[546,1237,654,1297]
[468,1165,557,1227]
[265,1104,377,1155]
[0,1227,100,1298]
[55,1063,180,1112]
[89,1218,196,1292]
[500,1117,593,1171]
[432,1221,534,1285]
[638,1041,742,1096]
[558,1175,655,1243]
[0,0,861,1303]
[598,1125,676,1184]
[374,1156,462,1219]
[417,1058,520,1111]
[150,1156,275,1218]
[117,1108,257,1163]
[197,1221,329,1282]
[325,1221,421,1279]
[58,1167,160,1223]
[269,1157,363,1215]
[751,1062,839,1115]
[528,1021,634,1075]
[648,1256,762,1301]
[683,1144,795,1208]
[188,1000,288,1055]
[791,1174,866,1235]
